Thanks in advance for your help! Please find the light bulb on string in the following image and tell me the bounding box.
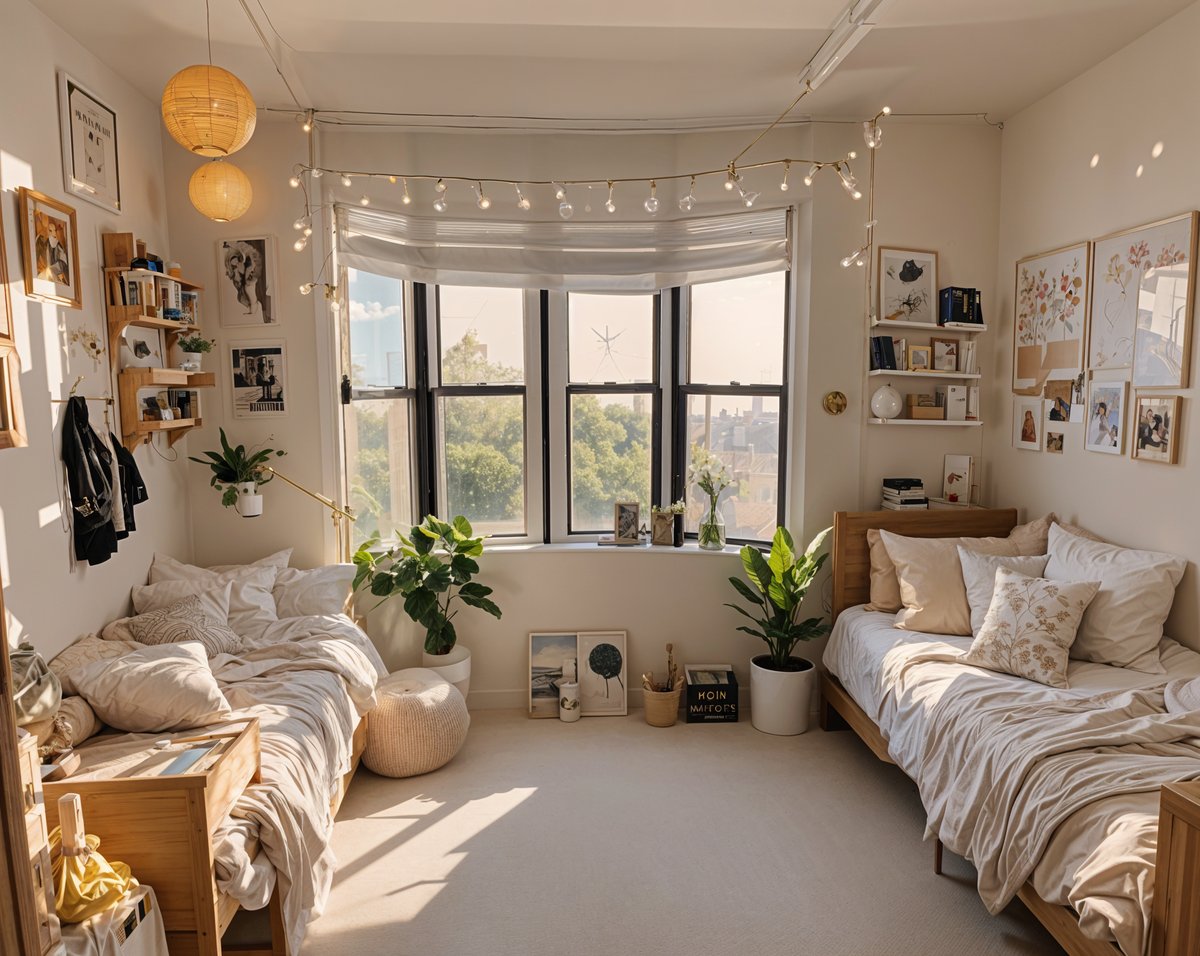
[359,194,370,206]
[474,181,492,210]
[841,246,866,269]
[803,163,820,187]
[779,162,791,192]
[340,173,352,187]
[433,193,448,213]
[299,282,314,295]
[678,175,696,212]
[554,182,566,201]
[293,236,307,252]
[435,178,447,193]
[515,184,531,211]
[605,181,616,214]
[301,112,313,133]
[401,179,412,205]
[724,168,739,191]
[311,168,323,178]
[837,164,862,200]
[293,216,306,231]
[742,189,760,208]
[387,175,396,184]
[559,200,574,220]
[288,175,301,189]
[584,185,592,214]
[302,225,313,237]
[644,180,660,215]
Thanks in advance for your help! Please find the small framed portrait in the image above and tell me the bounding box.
[1013,397,1042,451]
[57,71,121,214]
[1086,378,1128,455]
[907,345,932,372]
[930,337,959,372]
[1046,431,1065,454]
[651,511,674,546]
[529,632,579,718]
[579,631,627,717]
[1132,393,1180,464]
[18,187,82,309]
[878,247,938,324]
[614,501,640,543]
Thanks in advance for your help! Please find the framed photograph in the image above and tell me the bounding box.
[1013,243,1088,393]
[1086,378,1128,455]
[181,290,200,326]
[529,632,579,718]
[57,71,121,214]
[651,512,674,546]
[18,187,81,309]
[217,237,278,326]
[118,327,163,369]
[1043,379,1073,424]
[907,345,932,372]
[891,337,907,371]
[1088,212,1197,388]
[614,501,640,543]
[579,631,627,717]
[229,341,288,418]
[878,247,937,324]
[1133,393,1180,464]
[931,337,959,372]
[1013,397,1042,451]
[941,454,973,504]
[1045,430,1065,454]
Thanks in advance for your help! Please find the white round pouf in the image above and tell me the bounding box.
[364,668,470,778]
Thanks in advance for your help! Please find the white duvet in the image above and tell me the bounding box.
[823,606,1200,956]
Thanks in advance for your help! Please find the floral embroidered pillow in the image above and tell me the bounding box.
[963,567,1100,688]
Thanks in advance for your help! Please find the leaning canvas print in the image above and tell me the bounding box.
[528,632,579,718]
[578,631,627,716]
[878,247,937,325]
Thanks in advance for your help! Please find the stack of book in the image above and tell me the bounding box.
[869,335,899,370]
[958,340,978,373]
[938,287,984,325]
[881,477,928,510]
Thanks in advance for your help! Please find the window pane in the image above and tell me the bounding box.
[684,394,780,542]
[570,392,651,531]
[438,394,526,535]
[344,397,413,548]
[689,273,785,385]
[439,286,525,384]
[347,269,406,388]
[568,294,654,384]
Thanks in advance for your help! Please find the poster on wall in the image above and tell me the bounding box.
[229,341,287,418]
[57,72,121,214]
[1012,243,1088,393]
[18,188,81,309]
[877,247,938,324]
[217,237,278,327]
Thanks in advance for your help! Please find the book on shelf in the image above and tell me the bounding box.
[882,477,924,490]
[870,335,898,370]
[957,340,978,374]
[881,499,929,510]
[883,490,926,501]
[938,286,984,326]
[966,386,980,421]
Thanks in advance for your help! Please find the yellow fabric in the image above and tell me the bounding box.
[48,826,138,923]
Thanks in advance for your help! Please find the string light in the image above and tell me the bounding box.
[288,175,301,188]
[515,184,531,210]
[293,216,307,230]
[840,246,867,268]
[475,182,492,210]
[293,236,306,252]
[303,224,313,237]
[434,178,447,193]
[559,198,574,220]
[339,173,352,187]
[433,192,448,213]
[359,194,370,206]
[836,163,862,200]
[311,168,323,178]
[401,178,412,205]
[644,180,659,215]
[300,111,313,133]
[554,182,567,201]
[299,282,314,295]
[724,167,739,191]
[803,163,820,186]
[779,162,791,192]
[605,181,616,214]
[678,176,696,212]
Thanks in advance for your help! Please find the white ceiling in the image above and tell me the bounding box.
[30,0,1195,128]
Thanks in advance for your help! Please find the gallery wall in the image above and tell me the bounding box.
[984,0,1200,649]
[0,0,192,657]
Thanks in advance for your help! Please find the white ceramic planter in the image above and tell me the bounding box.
[423,643,471,700]
[557,680,581,722]
[234,481,263,518]
[180,350,203,372]
[749,655,815,736]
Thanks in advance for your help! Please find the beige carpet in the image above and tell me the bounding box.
[301,711,1062,956]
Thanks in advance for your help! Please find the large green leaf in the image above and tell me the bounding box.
[370,572,396,597]
[459,593,502,618]
[767,527,795,579]
[453,515,474,538]
[403,588,439,622]
[458,581,492,599]
[740,546,774,596]
[735,624,769,641]
[423,563,453,593]
[412,526,435,554]
[727,576,765,608]
[451,554,480,582]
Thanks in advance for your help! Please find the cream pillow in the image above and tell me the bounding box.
[963,568,1100,688]
[72,643,232,733]
[208,549,293,575]
[1044,523,1185,673]
[146,558,280,639]
[126,594,244,658]
[1006,513,1056,555]
[957,548,1050,634]
[25,697,100,754]
[132,581,231,623]
[273,565,356,618]
[49,634,142,696]
[880,529,1024,635]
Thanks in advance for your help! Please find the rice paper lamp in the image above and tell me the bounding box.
[162,65,257,157]
[189,160,252,222]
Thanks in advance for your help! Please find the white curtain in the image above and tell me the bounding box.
[335,204,792,291]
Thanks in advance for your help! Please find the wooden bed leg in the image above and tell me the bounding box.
[934,838,943,876]
[269,887,286,956]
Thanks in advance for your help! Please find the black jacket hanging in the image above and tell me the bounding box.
[111,434,148,535]
[62,397,118,565]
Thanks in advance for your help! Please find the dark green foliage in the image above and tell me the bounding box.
[188,428,286,508]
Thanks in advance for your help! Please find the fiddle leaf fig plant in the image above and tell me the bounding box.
[352,514,502,656]
[725,526,831,670]
[188,428,285,508]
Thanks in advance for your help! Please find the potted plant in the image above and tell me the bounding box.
[352,515,502,698]
[176,333,214,372]
[188,428,285,517]
[688,445,732,550]
[725,526,831,735]
[641,643,683,727]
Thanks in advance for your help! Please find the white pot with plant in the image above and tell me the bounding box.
[688,445,732,551]
[188,428,286,518]
[353,515,502,701]
[725,527,831,735]
[176,333,214,372]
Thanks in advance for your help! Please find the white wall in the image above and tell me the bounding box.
[985,0,1200,648]
[0,0,191,657]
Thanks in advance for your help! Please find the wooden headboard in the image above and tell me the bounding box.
[831,508,1020,621]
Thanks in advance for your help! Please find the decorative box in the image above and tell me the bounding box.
[685,665,739,723]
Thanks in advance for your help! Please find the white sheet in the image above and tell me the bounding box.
[823,606,1200,955]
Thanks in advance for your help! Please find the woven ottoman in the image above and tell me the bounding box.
[364,668,470,778]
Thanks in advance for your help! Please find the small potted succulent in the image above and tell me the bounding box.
[176,333,214,371]
[188,428,285,517]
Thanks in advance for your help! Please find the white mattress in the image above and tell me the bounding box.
[823,605,1200,955]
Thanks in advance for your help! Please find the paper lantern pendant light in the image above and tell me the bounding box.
[189,160,252,222]
[162,65,256,157]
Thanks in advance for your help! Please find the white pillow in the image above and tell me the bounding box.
[273,565,356,618]
[126,594,244,658]
[206,549,293,576]
[72,643,232,733]
[957,548,1051,635]
[132,581,232,623]
[50,634,142,696]
[146,558,280,640]
[1044,523,1186,673]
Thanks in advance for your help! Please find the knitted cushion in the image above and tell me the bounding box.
[364,668,470,778]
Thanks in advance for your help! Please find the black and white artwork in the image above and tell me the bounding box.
[217,237,277,326]
[579,631,627,717]
[58,72,121,214]
[528,632,578,718]
[613,501,640,543]
[119,327,162,369]
[229,341,287,418]
[879,247,938,325]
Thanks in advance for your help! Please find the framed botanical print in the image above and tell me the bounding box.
[878,247,937,325]
[1132,393,1180,464]
[18,188,82,309]
[57,71,121,214]
[1013,243,1088,392]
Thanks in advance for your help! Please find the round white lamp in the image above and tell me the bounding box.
[870,384,903,420]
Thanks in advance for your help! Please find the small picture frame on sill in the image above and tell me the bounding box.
[907,345,932,372]
[614,501,640,543]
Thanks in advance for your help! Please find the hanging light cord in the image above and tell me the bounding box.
[730,83,812,168]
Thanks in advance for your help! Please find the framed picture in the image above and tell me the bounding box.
[614,501,640,543]
[1013,242,1088,392]
[651,512,674,546]
[1013,397,1042,451]
[579,631,627,717]
[1086,378,1128,455]
[878,247,937,324]
[1132,393,1180,464]
[1088,212,1197,388]
[229,341,288,418]
[57,71,121,214]
[907,345,932,372]
[1043,379,1074,424]
[118,327,163,369]
[217,237,278,326]
[941,454,973,504]
[528,632,579,718]
[931,337,958,372]
[0,344,25,451]
[18,187,81,309]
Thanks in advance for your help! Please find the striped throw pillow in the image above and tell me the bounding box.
[126,594,243,658]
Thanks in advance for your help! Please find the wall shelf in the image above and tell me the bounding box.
[870,320,987,333]
[867,418,984,427]
[868,369,981,381]
[120,368,215,389]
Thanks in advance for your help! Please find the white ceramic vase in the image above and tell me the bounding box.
[180,350,202,372]
[557,680,581,722]
[749,655,815,736]
[234,482,263,518]
[423,643,471,700]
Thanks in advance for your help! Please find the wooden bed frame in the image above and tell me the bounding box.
[820,509,1200,956]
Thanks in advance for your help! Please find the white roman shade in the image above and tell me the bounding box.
[335,204,792,291]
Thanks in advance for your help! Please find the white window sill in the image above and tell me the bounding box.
[487,541,743,555]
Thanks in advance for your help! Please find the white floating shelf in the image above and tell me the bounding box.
[867,418,984,427]
[871,320,988,333]
[868,369,982,380]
